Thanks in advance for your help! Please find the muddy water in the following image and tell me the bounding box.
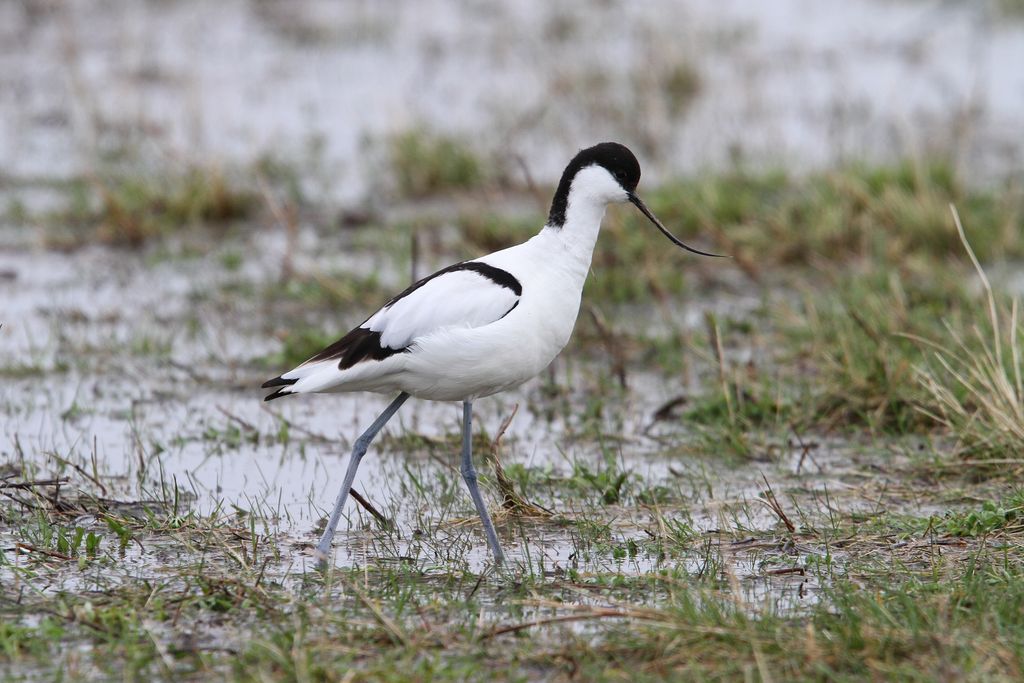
[0,241,697,530]
[1,0,1022,201]
[1,232,870,619]
[2,0,1007,614]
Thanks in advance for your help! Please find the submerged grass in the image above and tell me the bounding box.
[8,154,1024,681]
[8,452,1024,682]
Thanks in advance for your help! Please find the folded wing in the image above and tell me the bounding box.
[262,261,521,399]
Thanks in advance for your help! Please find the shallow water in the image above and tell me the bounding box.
[1,0,1022,203]
[1,6,1018,677]
[1,232,890,615]
[2,0,1011,627]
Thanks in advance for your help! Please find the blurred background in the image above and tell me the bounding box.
[2,0,1022,206]
[5,2,1024,678]
[4,0,1024,528]
[4,0,1024,522]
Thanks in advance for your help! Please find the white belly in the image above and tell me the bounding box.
[310,231,591,402]
[396,283,581,400]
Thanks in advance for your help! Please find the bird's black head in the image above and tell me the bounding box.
[581,141,642,193]
[548,142,641,227]
[547,142,726,259]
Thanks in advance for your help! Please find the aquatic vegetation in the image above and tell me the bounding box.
[5,161,1024,681]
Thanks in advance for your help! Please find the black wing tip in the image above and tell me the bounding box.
[262,376,298,389]
[264,388,293,402]
[263,376,298,401]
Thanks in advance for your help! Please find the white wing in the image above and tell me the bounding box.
[263,260,523,399]
[367,263,520,350]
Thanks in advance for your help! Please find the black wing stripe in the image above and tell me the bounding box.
[292,261,522,371]
[304,327,410,370]
[384,261,522,308]
[261,376,298,389]
[263,388,292,402]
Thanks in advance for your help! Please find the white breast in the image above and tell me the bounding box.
[396,232,589,400]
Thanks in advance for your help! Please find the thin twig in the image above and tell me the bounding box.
[0,477,69,490]
[258,405,333,443]
[760,474,796,533]
[588,306,628,389]
[481,609,637,640]
[14,543,72,561]
[487,405,552,517]
[258,174,298,284]
[349,488,392,529]
[216,405,259,433]
[789,425,820,475]
[762,567,806,577]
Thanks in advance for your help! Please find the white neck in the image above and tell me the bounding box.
[542,165,620,268]
[544,200,606,268]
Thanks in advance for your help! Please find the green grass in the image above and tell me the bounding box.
[997,0,1024,19]
[6,399,1024,682]
[9,469,1023,682]
[449,161,1021,306]
[910,209,1024,457]
[387,129,488,198]
[8,154,1024,681]
[667,230,1019,444]
[781,266,959,433]
[45,166,255,248]
[642,161,1022,265]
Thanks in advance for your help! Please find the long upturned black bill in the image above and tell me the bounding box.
[629,193,727,258]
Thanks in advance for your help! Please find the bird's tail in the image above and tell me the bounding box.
[261,375,298,401]
[262,357,360,401]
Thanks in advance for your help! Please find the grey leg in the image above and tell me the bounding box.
[461,401,506,565]
[315,392,410,565]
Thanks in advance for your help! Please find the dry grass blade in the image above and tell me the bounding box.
[348,488,393,530]
[487,405,552,518]
[910,204,1024,455]
[759,474,796,533]
[14,542,73,561]
[952,204,1002,364]
[704,311,734,424]
[0,477,69,490]
[344,581,411,647]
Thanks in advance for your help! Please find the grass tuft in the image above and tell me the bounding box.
[912,206,1024,456]
[642,161,1022,265]
[47,166,255,248]
[388,129,487,198]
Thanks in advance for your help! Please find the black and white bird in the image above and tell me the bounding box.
[263,142,722,566]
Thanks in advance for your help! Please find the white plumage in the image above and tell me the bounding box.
[262,143,722,565]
